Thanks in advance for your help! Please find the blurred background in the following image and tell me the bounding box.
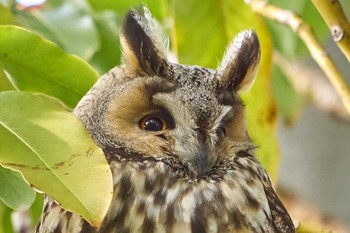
[278,38,350,231]
[0,0,349,232]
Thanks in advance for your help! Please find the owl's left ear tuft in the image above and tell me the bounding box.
[216,30,260,92]
[120,6,169,76]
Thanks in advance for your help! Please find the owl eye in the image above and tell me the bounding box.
[139,115,168,131]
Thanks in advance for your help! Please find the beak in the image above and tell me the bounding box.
[190,129,216,176]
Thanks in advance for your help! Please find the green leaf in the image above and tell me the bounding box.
[0,91,113,226]
[0,69,15,91]
[174,0,278,179]
[15,0,100,60]
[223,1,278,179]
[0,25,98,109]
[86,1,169,74]
[29,193,44,229]
[0,166,36,210]
[0,194,44,233]
[0,5,15,92]
[174,1,226,68]
[0,4,17,25]
[0,202,14,233]
[14,10,66,48]
[271,65,303,124]
[89,11,121,75]
[87,0,168,19]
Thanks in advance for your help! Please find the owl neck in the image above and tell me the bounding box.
[100,147,272,232]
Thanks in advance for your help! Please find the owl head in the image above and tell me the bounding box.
[74,6,260,177]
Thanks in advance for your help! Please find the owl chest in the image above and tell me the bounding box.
[99,160,274,233]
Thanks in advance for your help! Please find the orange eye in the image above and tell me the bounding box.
[139,115,168,131]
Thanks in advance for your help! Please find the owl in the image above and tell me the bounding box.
[35,6,295,233]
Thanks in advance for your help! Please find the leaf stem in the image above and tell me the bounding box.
[311,0,350,62]
[274,52,350,122]
[245,0,350,116]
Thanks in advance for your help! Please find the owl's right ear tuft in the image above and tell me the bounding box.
[121,6,169,76]
[216,30,260,93]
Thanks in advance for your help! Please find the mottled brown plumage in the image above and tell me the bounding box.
[36,6,295,233]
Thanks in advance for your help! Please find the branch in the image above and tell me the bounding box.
[274,52,350,122]
[311,0,350,61]
[296,222,337,233]
[245,0,350,116]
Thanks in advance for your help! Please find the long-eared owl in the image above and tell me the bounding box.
[36,5,295,233]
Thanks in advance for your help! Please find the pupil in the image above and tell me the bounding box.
[144,117,163,131]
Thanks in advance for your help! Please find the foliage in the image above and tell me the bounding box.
[0,168,36,210]
[0,0,340,231]
[0,25,99,109]
[0,91,113,226]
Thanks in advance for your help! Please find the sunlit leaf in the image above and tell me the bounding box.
[174,0,278,179]
[174,1,226,67]
[0,91,113,226]
[0,5,16,92]
[0,166,36,210]
[0,69,15,91]
[223,0,278,179]
[0,26,98,109]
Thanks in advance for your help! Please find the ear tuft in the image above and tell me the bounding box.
[217,30,260,92]
[120,6,169,75]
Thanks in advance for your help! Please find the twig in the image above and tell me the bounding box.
[311,0,350,61]
[296,222,337,233]
[274,52,350,122]
[245,0,350,116]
